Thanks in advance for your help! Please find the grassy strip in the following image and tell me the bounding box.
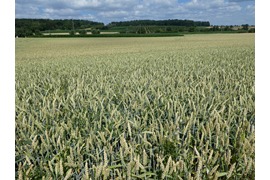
[30,33,184,38]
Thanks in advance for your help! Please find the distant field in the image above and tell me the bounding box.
[16,34,255,179]
[43,32,120,36]
[43,32,70,35]
[41,32,181,37]
[100,32,120,34]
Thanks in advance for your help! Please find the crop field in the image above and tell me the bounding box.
[16,34,255,179]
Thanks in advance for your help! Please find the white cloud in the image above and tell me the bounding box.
[15,0,255,25]
[98,10,129,18]
[228,0,254,2]
[246,4,255,11]
[15,3,40,18]
[44,8,78,16]
[185,0,241,11]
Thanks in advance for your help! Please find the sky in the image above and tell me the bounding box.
[16,0,255,25]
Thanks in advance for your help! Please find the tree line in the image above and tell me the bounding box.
[108,19,210,27]
[15,18,254,37]
[15,18,211,37]
[15,19,104,37]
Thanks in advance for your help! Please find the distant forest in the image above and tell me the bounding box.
[15,18,210,37]
[108,19,210,27]
[15,19,104,36]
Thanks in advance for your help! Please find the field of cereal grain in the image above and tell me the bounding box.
[16,34,255,179]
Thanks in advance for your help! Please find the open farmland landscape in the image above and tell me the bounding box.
[15,34,255,179]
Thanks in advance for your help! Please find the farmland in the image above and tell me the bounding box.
[16,34,255,179]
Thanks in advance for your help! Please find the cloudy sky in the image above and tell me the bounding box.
[15,0,255,25]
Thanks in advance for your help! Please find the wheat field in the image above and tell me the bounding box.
[16,34,255,179]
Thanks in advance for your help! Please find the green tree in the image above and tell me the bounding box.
[178,27,184,32]
[248,28,255,33]
[166,27,172,32]
[79,30,87,35]
[188,27,195,32]
[224,26,230,31]
[91,29,100,34]
[34,30,42,36]
[242,24,249,31]
[69,30,76,36]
